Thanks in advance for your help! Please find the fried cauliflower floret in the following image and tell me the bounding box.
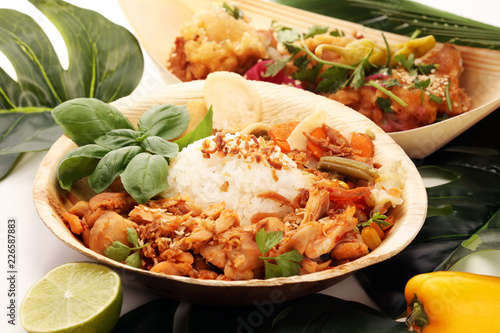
[167,6,270,81]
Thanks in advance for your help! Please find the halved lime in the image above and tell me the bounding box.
[20,262,123,333]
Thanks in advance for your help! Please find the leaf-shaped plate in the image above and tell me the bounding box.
[33,80,427,305]
[118,0,500,159]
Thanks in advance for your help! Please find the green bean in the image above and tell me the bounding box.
[318,156,378,181]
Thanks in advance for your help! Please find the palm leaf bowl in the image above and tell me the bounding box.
[118,0,500,159]
[33,79,427,305]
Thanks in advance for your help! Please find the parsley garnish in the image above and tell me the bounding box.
[104,228,148,268]
[256,228,304,279]
[223,2,244,20]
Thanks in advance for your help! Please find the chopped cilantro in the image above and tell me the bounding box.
[376,97,394,113]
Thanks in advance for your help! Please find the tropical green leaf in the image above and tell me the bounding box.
[0,0,143,177]
[274,0,500,49]
[114,294,407,333]
[356,110,500,318]
[111,299,179,333]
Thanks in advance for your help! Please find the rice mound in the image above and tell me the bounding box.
[162,133,315,224]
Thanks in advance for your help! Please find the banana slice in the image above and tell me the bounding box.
[203,71,262,133]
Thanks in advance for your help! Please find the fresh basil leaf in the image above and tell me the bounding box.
[0,0,143,177]
[256,228,283,255]
[137,105,190,140]
[0,111,63,155]
[104,241,131,262]
[174,106,213,151]
[125,251,142,268]
[57,144,111,191]
[121,153,169,204]
[126,227,140,247]
[94,129,141,149]
[141,136,179,159]
[52,98,134,146]
[88,146,143,193]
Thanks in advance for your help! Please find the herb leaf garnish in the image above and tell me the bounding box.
[256,228,305,279]
[53,99,213,204]
[104,228,148,268]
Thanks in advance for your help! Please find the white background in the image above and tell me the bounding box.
[0,0,499,332]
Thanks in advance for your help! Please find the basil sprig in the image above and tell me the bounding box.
[53,98,212,204]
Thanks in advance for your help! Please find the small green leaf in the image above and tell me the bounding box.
[264,261,284,279]
[95,129,141,149]
[52,98,134,146]
[274,250,304,277]
[141,136,179,158]
[57,144,111,190]
[138,104,190,140]
[316,67,351,94]
[126,227,140,247]
[88,145,143,193]
[376,97,394,113]
[264,56,293,77]
[125,251,142,268]
[256,228,283,255]
[121,153,169,204]
[174,106,213,151]
[104,241,131,262]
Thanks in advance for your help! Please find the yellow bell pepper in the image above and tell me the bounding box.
[404,271,500,333]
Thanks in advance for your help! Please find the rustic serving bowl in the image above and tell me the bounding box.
[118,0,500,159]
[33,80,427,305]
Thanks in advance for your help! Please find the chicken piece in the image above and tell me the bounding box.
[68,201,89,218]
[200,228,263,280]
[88,192,130,213]
[331,230,369,262]
[301,188,330,225]
[304,206,358,258]
[63,211,83,235]
[299,258,332,275]
[215,209,240,234]
[150,251,194,276]
[89,211,138,256]
[284,206,358,259]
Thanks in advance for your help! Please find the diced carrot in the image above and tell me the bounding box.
[350,132,375,158]
[268,121,300,153]
[382,215,394,231]
[369,221,385,240]
[306,127,328,159]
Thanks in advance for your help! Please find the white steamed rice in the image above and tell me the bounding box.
[161,133,315,224]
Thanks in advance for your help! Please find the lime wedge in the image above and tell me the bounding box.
[20,262,123,333]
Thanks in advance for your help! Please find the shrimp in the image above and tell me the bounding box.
[88,211,138,256]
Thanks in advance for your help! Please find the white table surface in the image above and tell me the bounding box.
[1,1,499,332]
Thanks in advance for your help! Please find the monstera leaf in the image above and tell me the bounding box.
[0,0,144,178]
